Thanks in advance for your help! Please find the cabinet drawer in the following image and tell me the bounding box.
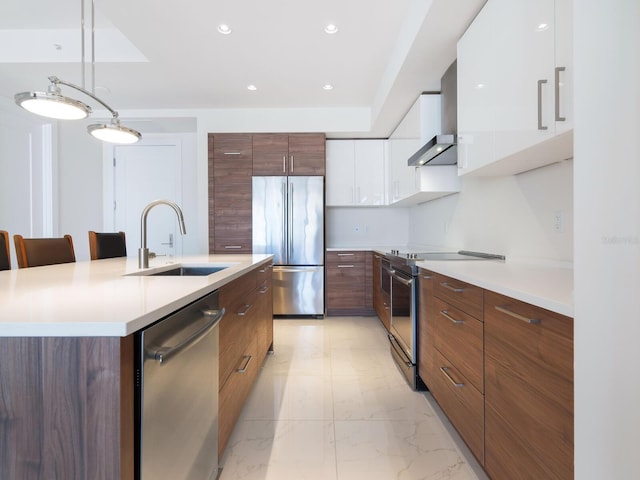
[218,334,261,457]
[326,250,367,265]
[429,349,484,464]
[326,263,365,310]
[255,262,272,286]
[484,290,573,480]
[433,297,484,392]
[433,273,483,320]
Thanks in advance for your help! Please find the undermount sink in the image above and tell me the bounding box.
[150,265,228,276]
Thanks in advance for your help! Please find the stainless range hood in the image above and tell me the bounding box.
[408,60,457,166]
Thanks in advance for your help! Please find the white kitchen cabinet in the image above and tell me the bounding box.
[457,0,573,176]
[326,139,385,206]
[387,95,460,205]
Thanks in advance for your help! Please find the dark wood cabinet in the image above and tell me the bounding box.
[372,253,390,331]
[252,133,325,176]
[218,261,274,458]
[209,133,253,253]
[417,268,434,384]
[326,250,374,316]
[484,290,573,480]
[428,272,485,464]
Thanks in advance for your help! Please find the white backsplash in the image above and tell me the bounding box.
[326,207,410,248]
[409,159,574,262]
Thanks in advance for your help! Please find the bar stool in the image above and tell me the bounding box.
[88,231,127,260]
[0,230,10,271]
[13,234,76,268]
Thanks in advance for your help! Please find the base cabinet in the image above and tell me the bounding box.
[418,272,574,477]
[218,261,274,457]
[326,250,375,316]
[484,290,573,480]
[372,253,390,331]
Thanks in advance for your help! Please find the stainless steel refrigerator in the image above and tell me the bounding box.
[252,176,324,316]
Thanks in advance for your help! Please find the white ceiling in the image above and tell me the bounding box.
[0,0,485,138]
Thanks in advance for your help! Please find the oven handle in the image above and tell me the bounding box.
[381,263,394,275]
[391,270,413,286]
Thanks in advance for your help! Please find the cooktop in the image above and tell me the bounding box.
[385,250,505,264]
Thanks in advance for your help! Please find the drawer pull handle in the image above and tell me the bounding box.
[224,245,242,249]
[495,305,540,324]
[237,304,252,316]
[337,264,355,268]
[337,253,355,256]
[422,275,433,279]
[441,282,464,293]
[440,367,464,388]
[259,284,269,294]
[237,354,252,373]
[223,152,241,155]
[440,309,463,324]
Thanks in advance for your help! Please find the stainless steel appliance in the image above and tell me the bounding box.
[136,290,225,480]
[384,250,505,389]
[252,176,324,316]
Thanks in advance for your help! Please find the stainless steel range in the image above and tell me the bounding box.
[384,250,504,390]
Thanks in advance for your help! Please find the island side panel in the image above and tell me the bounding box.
[0,336,134,480]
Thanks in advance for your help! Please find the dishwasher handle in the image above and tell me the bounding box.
[152,307,225,365]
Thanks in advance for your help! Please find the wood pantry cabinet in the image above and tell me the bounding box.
[252,133,325,176]
[208,133,253,253]
[372,253,390,331]
[484,290,573,480]
[325,250,375,316]
[218,261,274,457]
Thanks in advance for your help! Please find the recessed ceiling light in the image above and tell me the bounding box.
[324,24,338,34]
[475,83,485,89]
[247,84,257,91]
[218,24,232,35]
[536,23,549,31]
[322,84,334,91]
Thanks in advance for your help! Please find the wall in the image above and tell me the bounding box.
[574,1,640,478]
[409,159,573,262]
[57,122,103,261]
[326,207,410,248]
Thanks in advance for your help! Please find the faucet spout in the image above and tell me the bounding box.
[138,199,187,268]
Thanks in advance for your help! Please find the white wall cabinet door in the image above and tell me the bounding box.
[457,0,573,176]
[354,140,385,205]
[326,140,356,206]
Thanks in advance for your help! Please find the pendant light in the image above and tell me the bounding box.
[13,0,141,144]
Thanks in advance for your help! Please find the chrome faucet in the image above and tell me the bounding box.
[138,199,187,268]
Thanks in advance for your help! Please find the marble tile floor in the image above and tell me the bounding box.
[219,316,489,480]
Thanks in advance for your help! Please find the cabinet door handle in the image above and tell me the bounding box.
[555,67,566,122]
[440,309,463,324]
[282,155,287,173]
[290,155,294,173]
[440,282,464,293]
[495,305,540,324]
[237,304,253,316]
[236,354,252,373]
[440,367,464,388]
[537,79,548,130]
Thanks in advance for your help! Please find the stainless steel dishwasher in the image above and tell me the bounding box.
[135,290,225,480]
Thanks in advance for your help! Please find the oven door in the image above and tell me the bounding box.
[389,267,414,362]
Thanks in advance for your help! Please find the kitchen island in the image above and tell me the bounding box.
[0,254,273,480]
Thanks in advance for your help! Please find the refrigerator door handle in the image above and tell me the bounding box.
[289,182,294,259]
[281,181,287,263]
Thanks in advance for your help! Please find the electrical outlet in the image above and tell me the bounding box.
[553,210,564,233]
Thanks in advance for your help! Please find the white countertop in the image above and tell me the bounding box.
[0,254,273,337]
[415,259,573,318]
